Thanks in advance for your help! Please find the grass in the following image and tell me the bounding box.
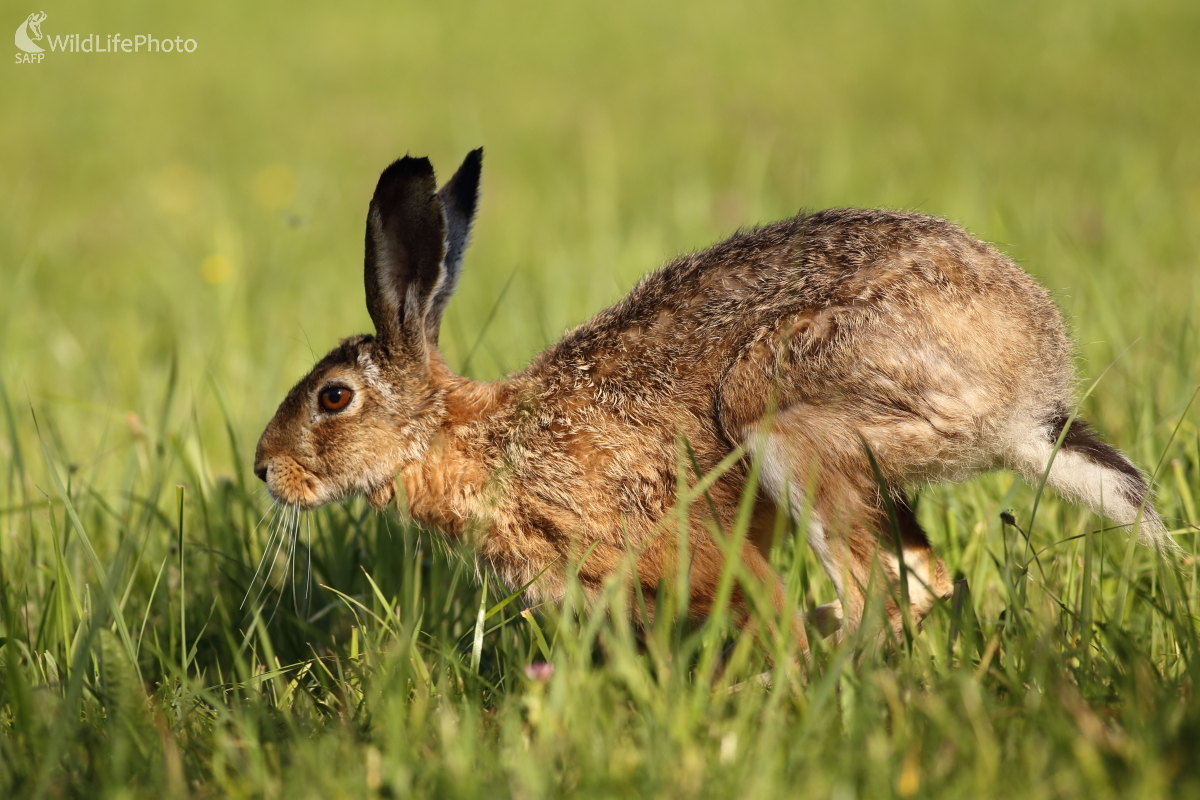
[2,0,1200,797]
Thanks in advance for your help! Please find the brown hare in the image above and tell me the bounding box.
[254,149,1172,653]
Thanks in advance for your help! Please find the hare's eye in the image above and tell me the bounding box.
[318,386,353,412]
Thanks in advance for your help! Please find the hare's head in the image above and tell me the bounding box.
[254,150,482,510]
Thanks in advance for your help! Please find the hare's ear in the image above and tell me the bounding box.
[364,156,447,360]
[426,148,483,343]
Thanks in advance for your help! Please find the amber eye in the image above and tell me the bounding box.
[318,385,353,412]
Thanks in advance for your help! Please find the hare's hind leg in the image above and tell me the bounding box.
[877,491,956,635]
[754,422,954,642]
[811,482,953,643]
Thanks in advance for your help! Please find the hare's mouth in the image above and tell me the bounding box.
[262,457,326,509]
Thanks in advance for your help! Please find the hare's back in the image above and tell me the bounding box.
[785,208,1072,395]
[528,209,1073,471]
[545,208,1066,361]
[719,210,1076,481]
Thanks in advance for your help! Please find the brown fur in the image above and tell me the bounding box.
[254,152,1172,655]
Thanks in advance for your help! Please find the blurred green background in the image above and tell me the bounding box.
[3,1,1200,797]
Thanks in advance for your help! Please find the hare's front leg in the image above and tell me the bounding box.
[682,514,812,656]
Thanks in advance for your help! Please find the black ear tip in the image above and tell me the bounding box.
[372,155,439,209]
[378,155,436,184]
[457,148,483,183]
[455,148,483,193]
[435,148,484,216]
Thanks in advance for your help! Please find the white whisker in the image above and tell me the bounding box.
[265,506,294,625]
[304,512,314,618]
[241,502,278,610]
[256,503,293,610]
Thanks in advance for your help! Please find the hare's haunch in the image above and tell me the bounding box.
[255,150,1171,651]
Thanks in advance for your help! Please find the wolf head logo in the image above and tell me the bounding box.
[15,11,47,54]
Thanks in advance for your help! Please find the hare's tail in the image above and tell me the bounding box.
[1006,410,1177,553]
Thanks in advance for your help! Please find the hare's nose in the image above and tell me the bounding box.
[253,463,268,482]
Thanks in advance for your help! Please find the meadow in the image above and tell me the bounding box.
[2,0,1199,797]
